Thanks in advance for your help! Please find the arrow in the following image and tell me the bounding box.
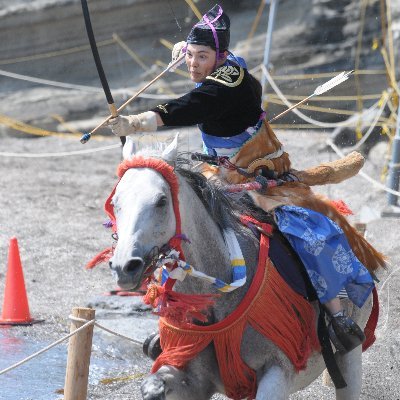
[268,70,354,123]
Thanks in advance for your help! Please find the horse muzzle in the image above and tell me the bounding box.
[109,256,145,290]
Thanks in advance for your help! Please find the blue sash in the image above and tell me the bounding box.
[274,205,374,307]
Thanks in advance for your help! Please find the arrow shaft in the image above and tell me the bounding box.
[268,94,314,123]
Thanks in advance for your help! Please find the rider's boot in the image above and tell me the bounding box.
[328,310,366,354]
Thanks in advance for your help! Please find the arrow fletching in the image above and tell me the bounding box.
[313,70,354,96]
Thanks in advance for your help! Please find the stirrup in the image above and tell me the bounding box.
[328,314,366,354]
[143,332,162,360]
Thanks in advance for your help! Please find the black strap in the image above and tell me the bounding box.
[317,305,347,389]
[275,232,347,389]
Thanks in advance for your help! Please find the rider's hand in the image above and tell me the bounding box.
[108,115,136,137]
[107,112,158,137]
[171,41,186,63]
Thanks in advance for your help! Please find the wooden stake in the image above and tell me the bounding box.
[64,307,95,400]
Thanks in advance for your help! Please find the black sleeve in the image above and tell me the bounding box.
[151,83,230,127]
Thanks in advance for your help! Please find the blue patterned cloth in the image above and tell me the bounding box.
[274,205,374,308]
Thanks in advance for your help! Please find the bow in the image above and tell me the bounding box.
[80,0,125,145]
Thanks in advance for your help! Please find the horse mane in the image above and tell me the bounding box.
[176,158,275,238]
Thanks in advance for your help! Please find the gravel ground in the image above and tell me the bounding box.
[0,128,399,399]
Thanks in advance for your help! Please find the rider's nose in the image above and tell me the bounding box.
[122,257,144,274]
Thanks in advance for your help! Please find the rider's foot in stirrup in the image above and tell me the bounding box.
[328,310,366,354]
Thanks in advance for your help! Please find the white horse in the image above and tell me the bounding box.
[107,143,377,400]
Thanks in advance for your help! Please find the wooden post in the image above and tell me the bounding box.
[64,307,95,400]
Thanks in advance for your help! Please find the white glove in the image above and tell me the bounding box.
[171,41,187,63]
[108,111,158,137]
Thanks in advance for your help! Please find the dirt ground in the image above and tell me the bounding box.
[0,127,399,399]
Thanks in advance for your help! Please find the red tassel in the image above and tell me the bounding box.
[330,199,353,216]
[85,247,113,269]
[143,284,219,325]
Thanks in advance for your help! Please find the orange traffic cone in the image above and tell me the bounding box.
[0,237,41,325]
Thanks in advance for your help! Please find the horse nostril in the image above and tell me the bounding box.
[123,258,144,274]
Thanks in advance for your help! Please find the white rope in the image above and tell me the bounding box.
[0,68,184,100]
[0,314,144,376]
[326,139,400,197]
[261,65,383,128]
[0,143,120,158]
[376,265,400,336]
[0,319,95,376]
[0,68,102,93]
[69,315,143,346]
[339,92,390,152]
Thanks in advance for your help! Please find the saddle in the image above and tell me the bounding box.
[198,119,386,274]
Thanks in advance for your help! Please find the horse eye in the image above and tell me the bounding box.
[156,196,167,208]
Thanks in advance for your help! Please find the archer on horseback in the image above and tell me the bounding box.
[107,4,380,354]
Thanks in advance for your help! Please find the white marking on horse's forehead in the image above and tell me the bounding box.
[114,168,171,201]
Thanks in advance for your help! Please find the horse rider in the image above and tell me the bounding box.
[108,4,373,354]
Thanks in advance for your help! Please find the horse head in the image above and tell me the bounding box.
[108,141,180,290]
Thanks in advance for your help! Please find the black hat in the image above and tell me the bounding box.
[186,4,230,53]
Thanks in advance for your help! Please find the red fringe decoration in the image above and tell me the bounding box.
[143,284,219,324]
[329,199,354,216]
[152,228,320,400]
[85,247,113,269]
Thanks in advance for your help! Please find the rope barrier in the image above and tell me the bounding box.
[0,69,185,99]
[0,114,85,138]
[113,33,148,71]
[0,314,144,377]
[326,139,400,198]
[0,39,115,66]
[266,97,384,117]
[270,123,391,130]
[0,143,120,158]
[0,319,95,376]
[336,91,391,152]
[0,68,103,92]
[261,65,386,128]
[267,93,383,102]
[69,315,143,346]
[268,70,387,80]
[183,0,203,20]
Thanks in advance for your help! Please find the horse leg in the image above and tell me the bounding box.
[334,346,363,400]
[256,365,294,400]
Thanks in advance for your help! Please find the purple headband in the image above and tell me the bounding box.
[196,5,223,69]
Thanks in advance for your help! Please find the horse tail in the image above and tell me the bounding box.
[324,197,386,272]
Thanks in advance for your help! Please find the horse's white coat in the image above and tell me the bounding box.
[109,149,372,400]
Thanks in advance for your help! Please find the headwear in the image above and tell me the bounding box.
[186,4,230,62]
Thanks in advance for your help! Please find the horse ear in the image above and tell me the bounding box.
[161,133,179,163]
[122,136,137,160]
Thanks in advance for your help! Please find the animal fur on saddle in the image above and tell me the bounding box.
[199,119,386,274]
[215,120,365,186]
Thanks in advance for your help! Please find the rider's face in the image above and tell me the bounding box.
[185,44,218,83]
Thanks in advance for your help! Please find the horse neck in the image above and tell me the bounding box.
[176,175,258,320]
[177,176,232,288]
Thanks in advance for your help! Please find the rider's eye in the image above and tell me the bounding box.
[155,196,167,208]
